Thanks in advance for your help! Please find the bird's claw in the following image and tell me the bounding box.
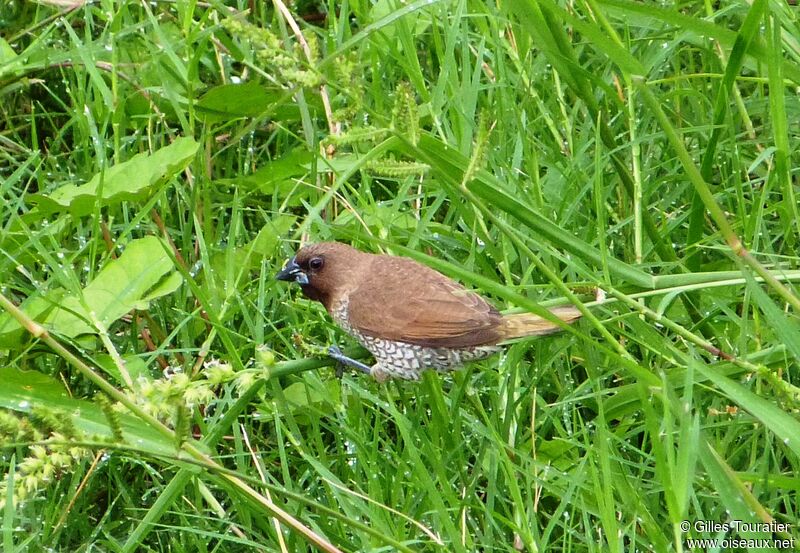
[328,345,346,378]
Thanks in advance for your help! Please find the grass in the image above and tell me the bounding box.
[1,0,799,551]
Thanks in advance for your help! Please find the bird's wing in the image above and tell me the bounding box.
[346,256,504,348]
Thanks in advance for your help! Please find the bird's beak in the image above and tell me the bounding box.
[275,257,309,285]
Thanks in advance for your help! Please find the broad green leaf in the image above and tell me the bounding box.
[46,236,180,337]
[369,0,432,39]
[283,380,340,410]
[0,216,68,272]
[0,367,175,456]
[195,82,301,122]
[246,215,297,259]
[262,380,341,425]
[220,148,313,205]
[0,38,16,63]
[0,38,21,78]
[94,354,150,383]
[30,137,199,216]
[0,290,66,348]
[137,272,183,308]
[536,438,580,471]
[334,204,418,232]
[210,215,296,279]
[0,367,69,406]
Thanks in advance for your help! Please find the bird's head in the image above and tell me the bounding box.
[275,242,366,308]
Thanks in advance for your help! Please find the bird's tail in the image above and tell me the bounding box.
[500,306,582,340]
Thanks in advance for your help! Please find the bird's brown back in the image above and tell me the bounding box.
[346,254,506,348]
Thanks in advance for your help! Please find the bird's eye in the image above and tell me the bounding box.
[308,257,324,271]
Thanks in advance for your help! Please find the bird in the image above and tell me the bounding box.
[276,242,581,381]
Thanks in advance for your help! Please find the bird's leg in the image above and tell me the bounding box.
[369,365,392,383]
[327,345,372,375]
[295,335,371,377]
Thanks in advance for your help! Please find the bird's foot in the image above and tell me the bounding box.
[328,345,372,376]
[296,336,372,377]
[369,365,392,383]
[595,287,606,302]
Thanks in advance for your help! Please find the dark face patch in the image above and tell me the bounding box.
[282,242,363,309]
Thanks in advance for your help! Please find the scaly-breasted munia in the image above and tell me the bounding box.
[276,242,580,381]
